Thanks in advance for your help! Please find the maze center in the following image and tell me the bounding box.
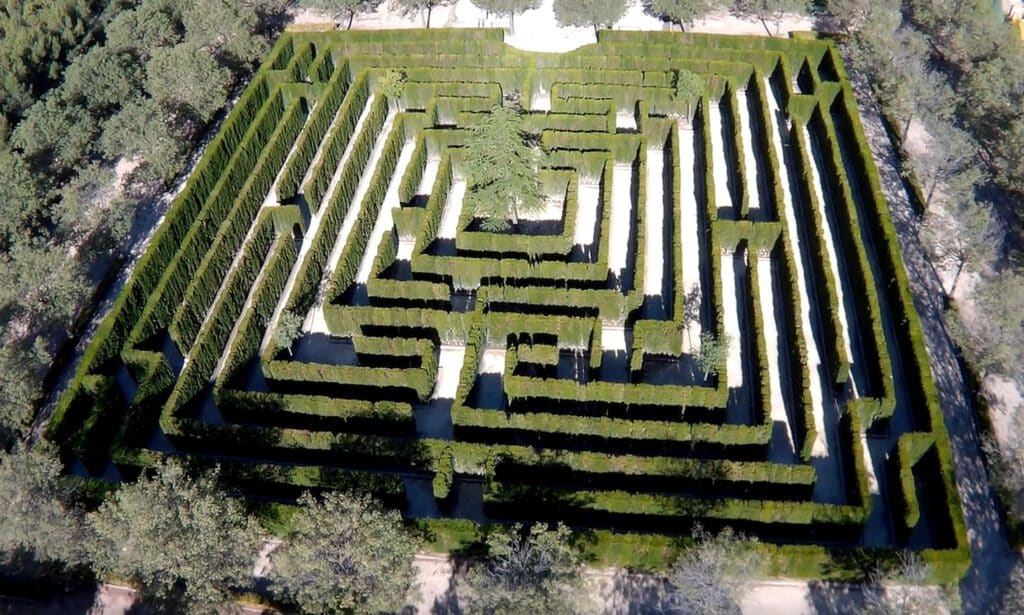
[50,29,971,579]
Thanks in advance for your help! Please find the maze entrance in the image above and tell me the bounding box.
[50,29,970,579]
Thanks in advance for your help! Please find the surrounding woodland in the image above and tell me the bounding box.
[0,0,1023,611]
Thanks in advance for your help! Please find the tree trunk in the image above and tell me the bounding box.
[510,12,515,34]
[948,260,966,298]
[901,113,914,143]
[925,177,937,209]
[426,5,433,28]
[759,16,773,37]
[347,10,354,30]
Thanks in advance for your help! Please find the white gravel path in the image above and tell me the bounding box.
[397,238,416,260]
[708,100,735,217]
[531,88,552,112]
[574,180,601,247]
[356,139,417,283]
[736,88,762,218]
[802,125,857,392]
[261,93,377,352]
[755,253,797,461]
[721,249,746,393]
[616,110,637,131]
[607,163,634,278]
[678,121,703,354]
[416,154,440,200]
[432,344,467,400]
[307,108,398,333]
[437,179,467,239]
[479,347,506,374]
[644,147,666,297]
[601,324,627,350]
[764,81,830,459]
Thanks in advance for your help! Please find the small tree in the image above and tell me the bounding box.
[948,270,1024,380]
[730,0,808,37]
[377,68,406,111]
[270,491,418,614]
[665,525,756,615]
[87,461,260,612]
[671,68,704,121]
[908,123,982,208]
[462,523,584,615]
[981,404,1024,525]
[648,0,725,31]
[471,0,541,33]
[862,551,953,615]
[299,0,378,30]
[274,310,304,356]
[553,0,630,33]
[463,105,545,232]
[698,332,730,378]
[919,197,1001,297]
[0,445,89,569]
[389,0,456,28]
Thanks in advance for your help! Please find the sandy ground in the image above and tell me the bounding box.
[531,87,552,112]
[736,89,762,218]
[356,139,417,283]
[432,345,467,400]
[756,254,798,462]
[437,179,467,240]
[607,163,634,278]
[801,124,857,393]
[709,101,735,216]
[601,323,628,351]
[263,91,376,347]
[574,180,601,247]
[479,347,506,374]
[644,146,666,297]
[678,121,703,354]
[721,249,747,395]
[308,106,397,334]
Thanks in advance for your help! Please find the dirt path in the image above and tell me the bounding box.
[845,61,1018,612]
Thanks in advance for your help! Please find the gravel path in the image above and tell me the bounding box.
[845,63,1018,613]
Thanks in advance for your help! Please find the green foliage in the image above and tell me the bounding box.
[389,0,457,28]
[649,0,726,29]
[300,0,378,29]
[274,311,305,355]
[0,0,95,119]
[146,43,232,125]
[698,332,730,378]
[731,0,809,36]
[463,105,544,231]
[270,491,418,614]
[463,523,584,615]
[666,526,756,615]
[87,461,260,612]
[949,271,1024,380]
[553,0,629,31]
[0,445,88,567]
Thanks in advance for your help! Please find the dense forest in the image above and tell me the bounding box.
[0,0,292,448]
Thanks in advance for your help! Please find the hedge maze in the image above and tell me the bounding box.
[49,29,970,580]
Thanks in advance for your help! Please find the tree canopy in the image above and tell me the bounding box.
[552,0,629,32]
[0,445,88,568]
[649,0,725,30]
[463,105,545,232]
[87,461,260,612]
[665,526,755,615]
[462,523,585,614]
[270,491,418,613]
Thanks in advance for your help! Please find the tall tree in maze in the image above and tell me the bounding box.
[461,523,585,615]
[552,0,630,33]
[665,526,755,615]
[274,310,305,357]
[649,0,727,31]
[698,332,730,379]
[377,68,407,112]
[730,0,809,36]
[671,68,704,124]
[269,492,418,613]
[463,105,545,232]
[299,0,380,30]
[390,0,457,28]
[470,0,542,33]
[87,461,260,613]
